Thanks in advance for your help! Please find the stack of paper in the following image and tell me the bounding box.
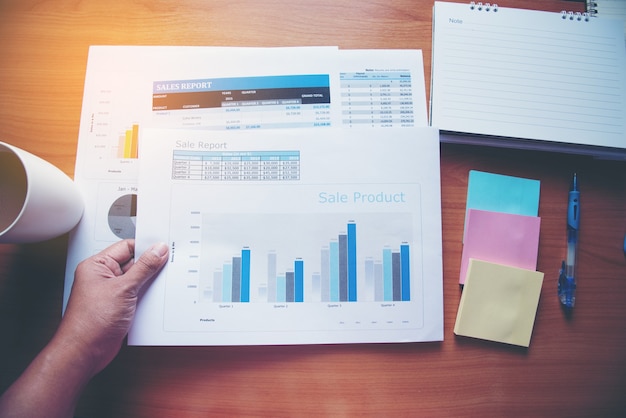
[460,170,541,285]
[64,46,445,346]
[454,171,544,347]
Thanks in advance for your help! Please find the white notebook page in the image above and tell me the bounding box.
[431,1,626,150]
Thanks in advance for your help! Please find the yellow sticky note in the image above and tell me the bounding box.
[454,259,544,347]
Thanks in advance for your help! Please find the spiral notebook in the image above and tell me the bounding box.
[430,1,626,159]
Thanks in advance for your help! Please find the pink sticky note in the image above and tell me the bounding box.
[459,209,541,284]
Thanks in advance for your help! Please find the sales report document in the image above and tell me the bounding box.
[132,127,443,345]
[63,46,430,316]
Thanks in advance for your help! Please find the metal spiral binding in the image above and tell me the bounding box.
[561,10,591,22]
[469,2,498,12]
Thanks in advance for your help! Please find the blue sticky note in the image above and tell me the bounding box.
[467,170,540,215]
[464,170,540,240]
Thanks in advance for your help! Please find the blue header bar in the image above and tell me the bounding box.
[154,74,329,93]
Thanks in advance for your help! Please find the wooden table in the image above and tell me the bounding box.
[1,1,625,416]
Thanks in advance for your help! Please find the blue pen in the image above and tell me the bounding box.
[558,173,579,309]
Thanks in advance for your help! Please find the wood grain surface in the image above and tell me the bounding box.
[1,1,625,416]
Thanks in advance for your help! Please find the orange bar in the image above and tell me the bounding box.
[130,124,139,158]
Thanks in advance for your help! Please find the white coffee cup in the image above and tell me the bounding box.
[0,142,84,243]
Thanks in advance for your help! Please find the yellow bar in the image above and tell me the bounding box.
[123,129,133,159]
[130,124,139,159]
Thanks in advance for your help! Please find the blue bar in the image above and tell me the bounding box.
[374,262,384,302]
[213,271,222,303]
[364,258,374,301]
[347,222,357,302]
[392,251,401,301]
[267,252,277,303]
[294,259,304,302]
[320,247,330,302]
[286,272,295,303]
[401,243,411,301]
[240,248,251,303]
[338,234,348,302]
[276,276,286,302]
[329,241,339,302]
[231,256,241,302]
[383,248,393,301]
[222,264,232,302]
[312,273,321,302]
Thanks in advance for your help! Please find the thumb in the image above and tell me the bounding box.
[124,242,169,292]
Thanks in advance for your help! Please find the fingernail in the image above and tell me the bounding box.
[150,242,169,257]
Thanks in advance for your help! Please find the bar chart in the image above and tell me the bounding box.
[201,215,415,304]
[134,127,443,344]
[117,124,139,159]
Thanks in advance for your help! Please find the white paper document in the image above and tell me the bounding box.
[63,46,430,312]
[131,127,443,345]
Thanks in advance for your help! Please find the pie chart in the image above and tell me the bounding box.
[108,194,137,239]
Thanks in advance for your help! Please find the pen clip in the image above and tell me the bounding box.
[567,197,579,230]
[567,175,580,231]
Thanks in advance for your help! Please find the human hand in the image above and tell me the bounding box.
[0,239,168,418]
[56,239,168,375]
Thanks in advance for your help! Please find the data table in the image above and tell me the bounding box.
[171,150,301,181]
[340,71,415,128]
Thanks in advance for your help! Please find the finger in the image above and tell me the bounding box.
[78,239,136,278]
[122,242,169,293]
[99,239,136,267]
